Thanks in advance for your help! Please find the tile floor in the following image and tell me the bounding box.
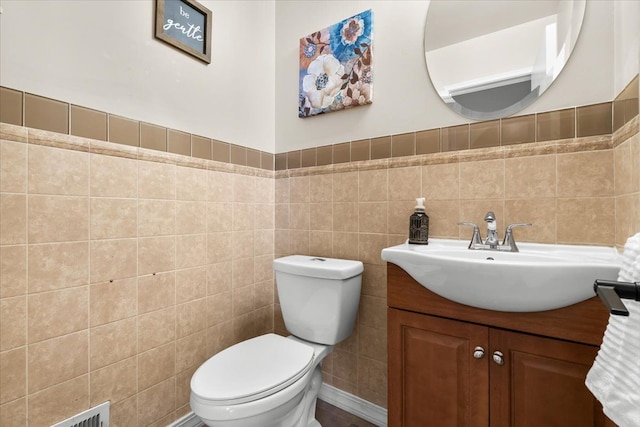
[315,399,379,427]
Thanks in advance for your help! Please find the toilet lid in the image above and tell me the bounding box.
[191,334,315,405]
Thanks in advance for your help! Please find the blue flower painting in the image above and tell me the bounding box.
[299,10,374,118]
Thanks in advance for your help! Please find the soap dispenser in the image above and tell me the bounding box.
[408,197,429,245]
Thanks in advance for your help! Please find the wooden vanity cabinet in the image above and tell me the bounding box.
[387,263,616,427]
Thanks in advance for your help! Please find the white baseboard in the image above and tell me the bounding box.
[170,384,388,427]
[169,412,204,427]
[318,383,388,427]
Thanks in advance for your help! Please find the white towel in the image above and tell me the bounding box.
[585,234,640,427]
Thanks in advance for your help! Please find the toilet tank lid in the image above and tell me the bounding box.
[273,255,363,279]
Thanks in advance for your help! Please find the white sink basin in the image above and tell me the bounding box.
[381,239,621,312]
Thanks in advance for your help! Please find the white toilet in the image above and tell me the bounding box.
[190,255,364,427]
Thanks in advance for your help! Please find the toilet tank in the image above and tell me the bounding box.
[273,255,363,345]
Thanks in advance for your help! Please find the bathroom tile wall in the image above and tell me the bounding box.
[0,74,638,425]
[272,75,640,408]
[0,124,275,426]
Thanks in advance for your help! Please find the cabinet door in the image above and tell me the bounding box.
[490,329,615,427]
[388,308,490,427]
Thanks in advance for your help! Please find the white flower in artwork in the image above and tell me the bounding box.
[302,54,346,109]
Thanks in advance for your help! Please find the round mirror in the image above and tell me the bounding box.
[424,0,586,120]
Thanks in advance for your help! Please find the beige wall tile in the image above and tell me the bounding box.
[290,203,310,230]
[460,159,505,200]
[138,307,176,353]
[176,201,207,235]
[139,160,175,200]
[28,195,88,243]
[176,330,208,375]
[138,342,175,391]
[140,122,167,152]
[137,377,175,427]
[207,202,233,233]
[309,174,333,202]
[1,140,27,193]
[332,349,358,385]
[0,194,26,245]
[232,230,254,260]
[0,396,26,426]
[28,331,88,393]
[557,198,615,245]
[138,272,175,315]
[176,166,207,201]
[359,169,388,202]
[333,203,358,232]
[90,239,137,283]
[208,170,234,202]
[233,174,255,203]
[233,203,254,231]
[206,291,232,327]
[254,255,274,284]
[176,267,207,304]
[505,198,556,243]
[28,145,88,196]
[275,203,289,230]
[176,234,208,269]
[89,356,137,406]
[275,178,290,204]
[232,258,254,288]
[90,198,137,239]
[358,234,387,266]
[0,296,26,351]
[254,229,274,256]
[358,356,387,407]
[290,176,310,204]
[614,141,633,196]
[615,194,639,247]
[0,347,26,403]
[359,324,387,362]
[27,375,88,427]
[206,261,232,297]
[557,151,614,197]
[110,395,137,427]
[233,284,255,316]
[333,232,359,260]
[138,199,175,237]
[422,163,459,201]
[90,154,137,198]
[505,155,556,199]
[388,167,421,201]
[207,232,233,264]
[138,236,176,275]
[333,172,358,202]
[211,140,229,163]
[90,318,137,370]
[28,287,88,344]
[90,277,137,327]
[310,203,333,231]
[427,200,460,239]
[362,264,386,298]
[176,299,207,339]
[359,202,387,233]
[28,242,88,292]
[176,365,198,409]
[1,245,27,298]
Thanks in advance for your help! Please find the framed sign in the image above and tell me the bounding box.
[155,0,212,64]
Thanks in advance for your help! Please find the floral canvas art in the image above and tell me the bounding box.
[299,9,374,118]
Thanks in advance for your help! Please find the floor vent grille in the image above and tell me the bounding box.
[51,401,110,427]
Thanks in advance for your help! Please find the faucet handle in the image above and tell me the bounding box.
[458,222,482,246]
[502,223,532,252]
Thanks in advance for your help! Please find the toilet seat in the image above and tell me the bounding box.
[191,334,315,406]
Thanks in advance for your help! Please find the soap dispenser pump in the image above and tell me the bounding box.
[408,197,429,245]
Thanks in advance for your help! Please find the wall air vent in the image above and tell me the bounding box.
[51,401,110,427]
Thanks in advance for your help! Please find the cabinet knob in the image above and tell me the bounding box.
[473,346,485,359]
[493,351,504,365]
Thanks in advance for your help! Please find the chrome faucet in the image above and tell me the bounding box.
[458,212,532,252]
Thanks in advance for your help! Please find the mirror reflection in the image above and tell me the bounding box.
[424,0,586,120]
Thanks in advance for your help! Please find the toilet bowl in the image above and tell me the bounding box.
[190,255,363,427]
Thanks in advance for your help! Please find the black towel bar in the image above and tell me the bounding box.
[593,279,640,316]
